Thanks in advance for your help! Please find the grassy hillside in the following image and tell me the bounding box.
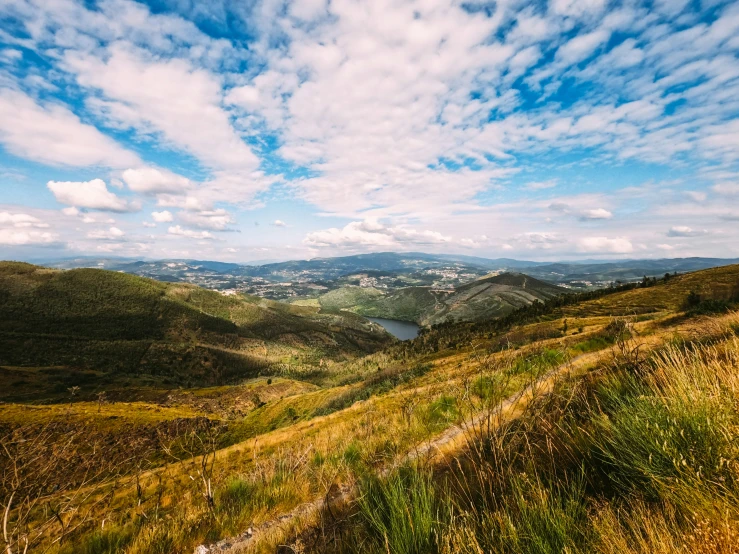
[318,272,567,326]
[349,286,445,322]
[330,315,739,554]
[0,262,392,388]
[317,285,385,311]
[4,264,739,554]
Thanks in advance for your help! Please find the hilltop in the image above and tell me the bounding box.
[0,262,392,393]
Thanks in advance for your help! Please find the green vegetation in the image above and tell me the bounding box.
[353,469,441,554]
[0,262,392,389]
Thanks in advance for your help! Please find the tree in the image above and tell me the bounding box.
[159,420,226,514]
[685,290,702,309]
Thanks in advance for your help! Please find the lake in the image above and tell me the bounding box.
[366,317,420,340]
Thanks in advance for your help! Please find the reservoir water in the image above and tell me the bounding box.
[366,317,420,340]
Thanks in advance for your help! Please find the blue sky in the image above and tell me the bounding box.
[0,0,737,262]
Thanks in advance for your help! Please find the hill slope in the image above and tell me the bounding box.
[419,272,567,326]
[0,262,392,386]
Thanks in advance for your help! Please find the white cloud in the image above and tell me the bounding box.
[304,219,451,249]
[580,208,613,220]
[168,225,213,239]
[551,0,607,18]
[0,89,139,168]
[122,167,193,194]
[64,45,266,203]
[577,236,634,254]
[178,209,233,230]
[87,226,125,240]
[0,210,57,246]
[272,220,287,227]
[667,226,707,237]
[549,201,613,221]
[712,183,739,195]
[0,211,49,229]
[556,29,611,65]
[47,179,137,212]
[2,0,739,260]
[0,229,56,245]
[152,210,174,223]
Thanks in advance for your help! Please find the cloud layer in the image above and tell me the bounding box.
[0,0,737,261]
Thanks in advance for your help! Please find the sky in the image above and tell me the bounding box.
[0,0,738,263]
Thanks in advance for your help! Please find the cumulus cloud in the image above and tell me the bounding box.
[549,202,613,221]
[0,210,57,246]
[178,209,233,230]
[0,212,49,229]
[272,220,287,227]
[122,167,193,194]
[580,208,613,220]
[304,219,451,249]
[87,226,125,240]
[168,225,213,239]
[667,226,708,237]
[151,210,174,223]
[577,236,634,254]
[47,179,137,212]
[0,229,56,245]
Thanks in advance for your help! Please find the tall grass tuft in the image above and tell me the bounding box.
[354,467,441,554]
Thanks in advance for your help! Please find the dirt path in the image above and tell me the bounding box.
[195,351,599,553]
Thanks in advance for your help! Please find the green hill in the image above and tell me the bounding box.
[417,272,566,326]
[317,272,567,325]
[0,262,392,388]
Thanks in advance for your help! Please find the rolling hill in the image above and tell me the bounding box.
[317,272,568,326]
[0,262,392,389]
[419,272,567,326]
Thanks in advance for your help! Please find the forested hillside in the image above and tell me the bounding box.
[0,262,392,387]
